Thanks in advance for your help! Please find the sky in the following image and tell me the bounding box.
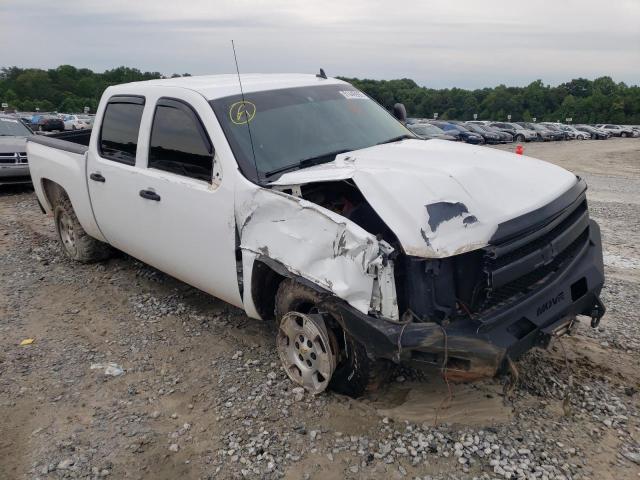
[1,0,639,89]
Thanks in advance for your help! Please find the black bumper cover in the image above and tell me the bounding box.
[336,220,605,380]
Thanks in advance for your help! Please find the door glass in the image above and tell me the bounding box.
[148,100,213,182]
[99,99,144,165]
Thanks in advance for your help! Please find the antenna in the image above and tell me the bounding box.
[231,40,259,181]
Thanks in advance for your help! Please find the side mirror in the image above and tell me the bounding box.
[393,103,407,123]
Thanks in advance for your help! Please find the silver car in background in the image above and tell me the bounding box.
[0,115,32,185]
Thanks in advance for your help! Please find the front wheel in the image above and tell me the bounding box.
[275,279,390,397]
[621,132,627,138]
[515,134,525,142]
[54,196,111,263]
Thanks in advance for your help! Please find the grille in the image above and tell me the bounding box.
[0,152,28,164]
[489,199,587,270]
[474,197,590,320]
[477,229,588,317]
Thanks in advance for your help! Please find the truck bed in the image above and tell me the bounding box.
[27,129,106,242]
[28,130,91,155]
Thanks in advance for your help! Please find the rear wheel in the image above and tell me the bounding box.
[54,196,111,263]
[621,132,628,138]
[275,279,390,397]
[515,134,525,142]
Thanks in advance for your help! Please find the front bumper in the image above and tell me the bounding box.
[0,165,31,185]
[334,221,605,382]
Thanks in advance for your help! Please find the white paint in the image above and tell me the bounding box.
[271,139,578,258]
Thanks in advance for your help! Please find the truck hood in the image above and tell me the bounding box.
[270,139,578,258]
[0,136,28,154]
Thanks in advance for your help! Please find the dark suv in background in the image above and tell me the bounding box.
[32,115,65,132]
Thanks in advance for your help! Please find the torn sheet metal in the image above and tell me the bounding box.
[270,139,577,258]
[237,188,397,318]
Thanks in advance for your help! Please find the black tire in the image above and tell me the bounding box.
[515,134,525,142]
[275,279,390,397]
[54,196,111,263]
[621,132,627,138]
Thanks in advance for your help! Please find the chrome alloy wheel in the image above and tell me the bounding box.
[57,210,76,256]
[277,312,336,394]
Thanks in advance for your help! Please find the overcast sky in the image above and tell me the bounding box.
[1,0,638,89]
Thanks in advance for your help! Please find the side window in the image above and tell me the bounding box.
[148,99,213,182]
[99,96,144,165]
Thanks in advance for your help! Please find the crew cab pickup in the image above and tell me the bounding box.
[27,74,606,396]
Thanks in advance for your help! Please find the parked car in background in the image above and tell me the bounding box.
[461,122,502,144]
[483,124,514,143]
[489,122,537,142]
[516,123,555,142]
[557,124,590,140]
[33,115,65,132]
[0,114,32,185]
[467,121,514,143]
[63,114,93,131]
[574,125,609,140]
[429,121,484,144]
[541,123,575,140]
[407,122,457,141]
[597,124,636,137]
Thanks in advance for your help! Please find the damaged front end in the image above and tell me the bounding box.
[325,178,605,381]
[238,171,605,384]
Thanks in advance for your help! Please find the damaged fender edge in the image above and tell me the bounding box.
[237,187,399,321]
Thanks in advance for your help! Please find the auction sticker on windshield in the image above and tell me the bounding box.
[339,91,367,100]
[229,101,256,125]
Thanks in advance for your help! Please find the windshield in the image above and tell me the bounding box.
[210,84,411,182]
[0,117,32,136]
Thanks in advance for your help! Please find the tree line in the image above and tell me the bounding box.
[1,65,638,123]
[342,77,640,124]
[0,65,189,113]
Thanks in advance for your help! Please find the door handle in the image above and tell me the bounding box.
[90,173,105,182]
[139,189,161,201]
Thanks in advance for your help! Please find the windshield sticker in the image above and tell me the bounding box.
[229,101,256,125]
[339,90,367,100]
[0,118,19,123]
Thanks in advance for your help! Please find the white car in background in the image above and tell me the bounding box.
[63,115,92,131]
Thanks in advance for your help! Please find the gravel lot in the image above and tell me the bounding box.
[1,139,639,480]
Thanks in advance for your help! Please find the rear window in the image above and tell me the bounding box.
[99,96,145,165]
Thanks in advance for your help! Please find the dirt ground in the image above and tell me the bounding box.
[1,138,639,479]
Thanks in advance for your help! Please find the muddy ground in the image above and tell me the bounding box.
[1,138,639,479]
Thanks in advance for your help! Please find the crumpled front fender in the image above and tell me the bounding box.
[236,187,398,320]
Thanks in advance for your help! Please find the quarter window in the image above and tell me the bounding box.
[99,96,144,165]
[148,99,213,182]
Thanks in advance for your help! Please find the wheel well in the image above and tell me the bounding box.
[41,179,67,209]
[250,260,286,321]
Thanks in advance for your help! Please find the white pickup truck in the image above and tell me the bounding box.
[28,74,605,396]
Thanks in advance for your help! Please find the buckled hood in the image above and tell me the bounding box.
[270,139,578,258]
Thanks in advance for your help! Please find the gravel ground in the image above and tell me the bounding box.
[1,138,639,479]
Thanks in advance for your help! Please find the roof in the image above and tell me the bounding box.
[113,73,348,100]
